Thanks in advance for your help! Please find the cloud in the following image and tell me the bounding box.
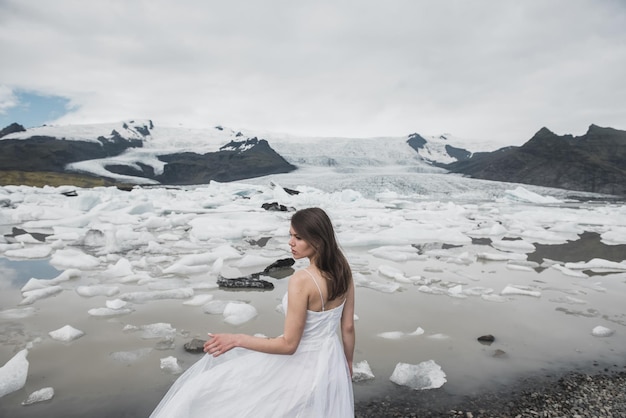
[1,0,625,145]
[0,85,18,114]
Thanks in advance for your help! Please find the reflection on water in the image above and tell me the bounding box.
[528,231,626,264]
[0,257,62,288]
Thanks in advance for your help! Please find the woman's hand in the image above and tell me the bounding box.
[203,333,239,357]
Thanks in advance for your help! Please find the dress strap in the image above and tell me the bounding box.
[303,268,325,311]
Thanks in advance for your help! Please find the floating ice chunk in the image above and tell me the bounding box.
[591,326,614,337]
[427,333,449,340]
[0,307,37,319]
[602,227,626,245]
[448,285,463,295]
[565,258,626,272]
[378,265,412,283]
[48,325,85,342]
[76,285,120,297]
[463,286,494,297]
[141,216,170,230]
[390,360,447,390]
[103,258,134,277]
[203,299,230,314]
[506,264,534,272]
[468,223,507,237]
[491,239,535,253]
[21,269,81,292]
[106,299,128,309]
[134,323,176,339]
[408,327,425,336]
[183,294,215,306]
[88,307,134,317]
[549,296,586,305]
[50,248,101,270]
[352,360,375,382]
[22,387,54,405]
[223,302,258,326]
[110,348,152,363]
[160,356,183,374]
[369,245,423,262]
[14,233,41,244]
[481,294,508,303]
[353,273,400,293]
[550,264,588,278]
[162,263,211,276]
[418,285,446,295]
[504,187,561,204]
[20,285,63,305]
[157,232,181,241]
[233,254,276,269]
[377,331,405,340]
[477,252,527,262]
[0,349,29,398]
[501,285,541,298]
[119,288,194,303]
[212,257,224,275]
[5,245,52,259]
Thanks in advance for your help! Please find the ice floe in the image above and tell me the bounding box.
[389,360,447,390]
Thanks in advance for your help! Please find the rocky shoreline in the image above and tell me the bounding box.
[355,366,626,417]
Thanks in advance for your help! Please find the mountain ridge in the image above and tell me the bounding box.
[1,120,624,196]
[444,124,626,196]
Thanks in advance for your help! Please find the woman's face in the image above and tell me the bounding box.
[289,226,316,260]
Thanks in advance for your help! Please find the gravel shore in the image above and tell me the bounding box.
[355,366,626,417]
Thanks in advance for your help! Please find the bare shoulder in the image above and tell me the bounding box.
[288,269,314,293]
[289,269,311,286]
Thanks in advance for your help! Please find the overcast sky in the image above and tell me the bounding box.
[1,0,625,145]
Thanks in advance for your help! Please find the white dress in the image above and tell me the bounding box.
[150,271,354,418]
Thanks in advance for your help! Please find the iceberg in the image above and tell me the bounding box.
[390,360,447,390]
[48,325,85,342]
[22,387,54,405]
[0,349,29,398]
[223,302,258,326]
[352,360,375,382]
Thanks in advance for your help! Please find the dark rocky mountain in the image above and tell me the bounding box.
[0,132,142,172]
[144,138,295,185]
[445,124,626,196]
[0,122,295,185]
[407,133,472,163]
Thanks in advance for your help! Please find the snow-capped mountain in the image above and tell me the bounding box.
[0,119,490,185]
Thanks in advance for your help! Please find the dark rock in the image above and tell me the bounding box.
[269,181,300,195]
[262,202,294,212]
[247,237,272,247]
[184,338,206,353]
[0,122,26,138]
[283,187,300,196]
[478,334,495,344]
[263,258,295,274]
[217,276,274,290]
[61,190,78,197]
[4,227,50,242]
[407,133,427,150]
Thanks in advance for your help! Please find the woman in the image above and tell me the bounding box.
[150,207,355,417]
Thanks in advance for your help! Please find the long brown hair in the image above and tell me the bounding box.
[290,207,352,300]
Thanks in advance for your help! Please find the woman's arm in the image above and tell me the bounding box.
[204,271,309,357]
[340,282,356,376]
